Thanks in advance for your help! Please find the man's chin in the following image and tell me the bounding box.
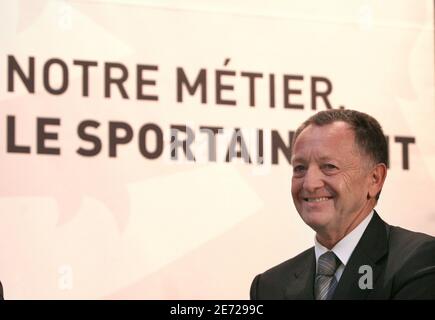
[299,211,331,231]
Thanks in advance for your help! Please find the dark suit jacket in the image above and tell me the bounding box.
[250,211,435,299]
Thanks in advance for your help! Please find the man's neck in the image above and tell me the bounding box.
[316,205,375,249]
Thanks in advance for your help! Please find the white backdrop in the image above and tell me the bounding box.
[0,0,434,299]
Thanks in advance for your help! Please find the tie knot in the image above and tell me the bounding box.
[317,251,340,276]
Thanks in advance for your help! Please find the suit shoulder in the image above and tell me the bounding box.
[387,225,435,276]
[389,225,435,253]
[260,247,314,279]
[250,247,314,299]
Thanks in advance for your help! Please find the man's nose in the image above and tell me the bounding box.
[302,166,324,192]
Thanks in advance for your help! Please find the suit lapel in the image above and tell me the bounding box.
[332,211,388,300]
[284,248,316,299]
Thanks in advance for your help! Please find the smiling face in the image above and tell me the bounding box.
[291,121,378,245]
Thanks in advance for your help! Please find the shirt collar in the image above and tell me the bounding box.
[314,210,374,267]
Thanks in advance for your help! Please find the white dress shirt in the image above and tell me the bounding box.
[314,210,374,282]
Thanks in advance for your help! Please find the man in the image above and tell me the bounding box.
[0,280,3,300]
[250,109,435,299]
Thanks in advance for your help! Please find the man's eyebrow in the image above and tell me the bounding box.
[291,155,338,163]
[291,156,304,163]
[318,156,337,161]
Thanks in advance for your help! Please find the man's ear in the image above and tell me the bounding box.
[367,163,387,199]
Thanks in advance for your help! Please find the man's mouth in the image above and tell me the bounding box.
[303,197,333,202]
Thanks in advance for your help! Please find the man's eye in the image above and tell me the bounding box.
[323,164,337,170]
[293,165,306,174]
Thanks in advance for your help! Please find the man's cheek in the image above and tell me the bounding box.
[339,173,355,192]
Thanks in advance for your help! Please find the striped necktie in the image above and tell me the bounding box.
[315,251,341,300]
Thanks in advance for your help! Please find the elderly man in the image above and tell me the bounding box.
[250,109,435,299]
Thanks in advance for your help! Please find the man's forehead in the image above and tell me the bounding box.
[291,122,358,162]
[299,121,353,137]
[294,122,354,146]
